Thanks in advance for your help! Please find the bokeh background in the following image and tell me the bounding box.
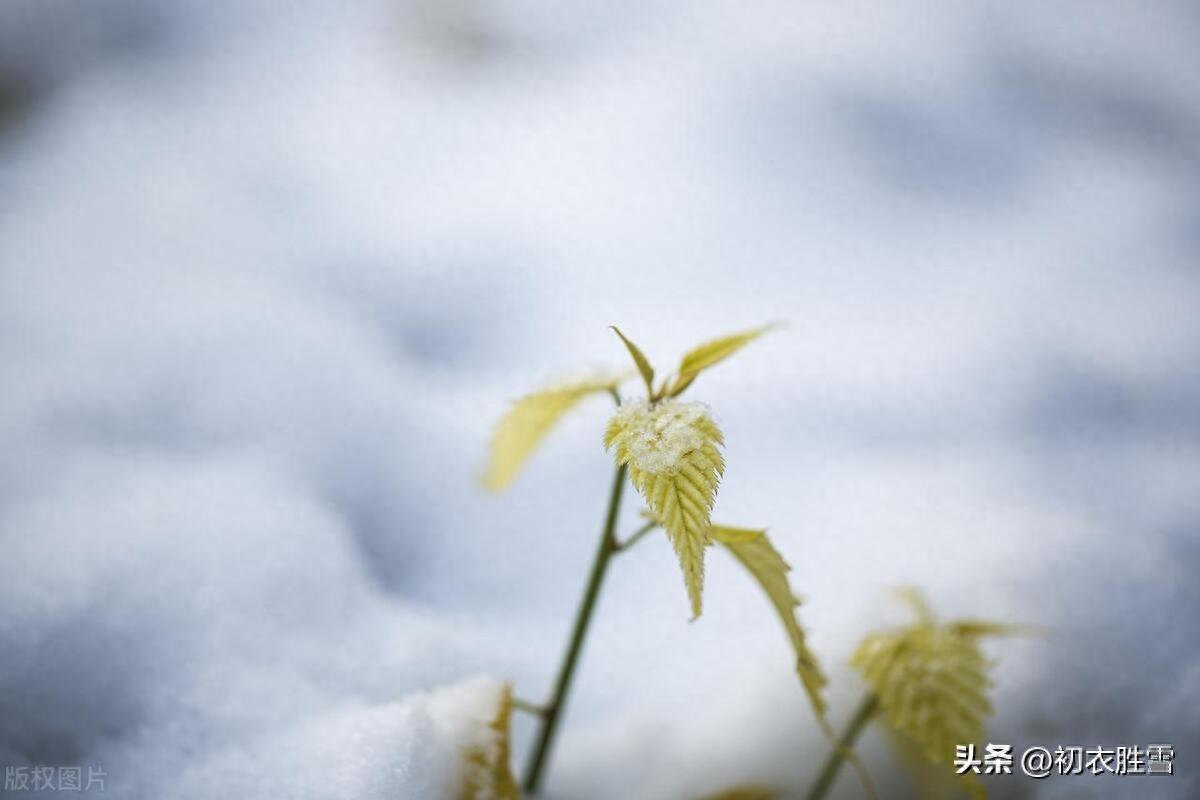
[1,1,1197,798]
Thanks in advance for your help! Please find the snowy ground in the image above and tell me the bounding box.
[1,1,1198,798]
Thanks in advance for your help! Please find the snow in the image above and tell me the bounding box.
[1,1,1198,799]
[166,676,508,800]
[608,399,712,475]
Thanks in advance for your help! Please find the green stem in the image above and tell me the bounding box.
[805,694,879,800]
[614,520,657,553]
[512,697,548,717]
[522,463,627,794]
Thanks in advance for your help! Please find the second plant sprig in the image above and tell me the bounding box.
[806,588,1027,800]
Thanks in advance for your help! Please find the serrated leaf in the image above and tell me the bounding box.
[483,376,618,491]
[852,589,1019,800]
[667,324,778,396]
[459,683,520,800]
[697,787,780,800]
[610,326,656,398]
[711,525,827,716]
[853,626,991,764]
[605,399,724,617]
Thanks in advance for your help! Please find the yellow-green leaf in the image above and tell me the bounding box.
[712,525,827,716]
[605,399,724,617]
[895,585,935,624]
[851,589,1020,799]
[610,326,656,398]
[483,376,618,491]
[666,370,698,397]
[949,620,1037,639]
[459,683,520,800]
[853,625,991,764]
[668,324,778,396]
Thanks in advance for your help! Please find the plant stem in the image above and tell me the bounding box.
[614,520,657,553]
[512,697,549,717]
[805,693,879,800]
[522,463,627,794]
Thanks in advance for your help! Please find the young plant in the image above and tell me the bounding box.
[805,588,1023,800]
[483,324,829,795]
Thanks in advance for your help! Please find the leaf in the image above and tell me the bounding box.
[895,585,935,624]
[711,525,827,716]
[948,620,1041,640]
[459,683,520,800]
[610,326,656,398]
[852,625,991,765]
[697,787,780,800]
[605,399,724,617]
[667,369,698,397]
[483,375,619,491]
[851,589,1020,799]
[667,324,779,396]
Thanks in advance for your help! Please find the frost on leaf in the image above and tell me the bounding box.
[458,683,520,800]
[483,375,619,491]
[851,589,1017,800]
[605,399,724,617]
[711,525,827,716]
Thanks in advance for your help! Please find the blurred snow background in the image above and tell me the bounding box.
[1,0,1197,797]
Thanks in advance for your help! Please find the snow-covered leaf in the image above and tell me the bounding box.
[483,376,619,491]
[711,525,827,716]
[605,399,724,617]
